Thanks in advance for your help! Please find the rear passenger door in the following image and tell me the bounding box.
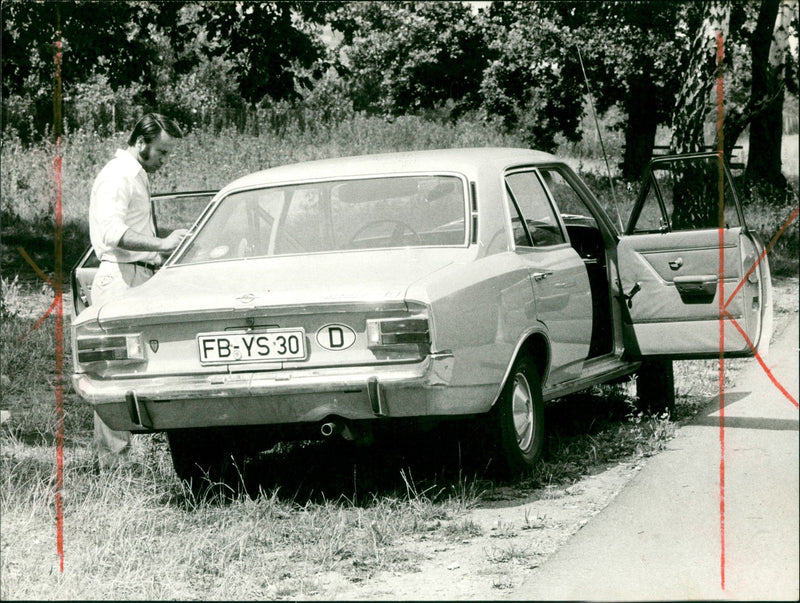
[504,168,592,384]
[71,191,217,315]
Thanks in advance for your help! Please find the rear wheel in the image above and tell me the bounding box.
[491,356,545,477]
[635,358,675,415]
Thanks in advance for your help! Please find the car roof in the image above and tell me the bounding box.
[220,147,559,192]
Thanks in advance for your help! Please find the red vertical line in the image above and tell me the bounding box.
[53,10,65,573]
[715,30,726,592]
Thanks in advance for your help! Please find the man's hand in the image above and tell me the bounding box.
[159,229,189,253]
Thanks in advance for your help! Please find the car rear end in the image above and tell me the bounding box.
[72,284,458,434]
[72,167,472,437]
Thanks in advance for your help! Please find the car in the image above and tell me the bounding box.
[70,148,772,482]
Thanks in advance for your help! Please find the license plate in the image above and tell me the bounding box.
[197,328,306,364]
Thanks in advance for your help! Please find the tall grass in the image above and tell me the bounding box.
[3,111,796,281]
[2,113,522,227]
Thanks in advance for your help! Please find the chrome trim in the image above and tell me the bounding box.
[96,299,426,330]
[73,352,456,406]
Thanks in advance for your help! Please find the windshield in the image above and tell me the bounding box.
[176,175,468,264]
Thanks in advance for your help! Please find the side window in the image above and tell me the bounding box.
[629,157,743,233]
[505,191,532,247]
[153,193,216,237]
[630,178,668,233]
[506,171,566,247]
[540,169,594,221]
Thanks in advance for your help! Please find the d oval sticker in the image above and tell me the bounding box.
[316,324,356,351]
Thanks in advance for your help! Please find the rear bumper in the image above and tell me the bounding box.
[71,353,482,431]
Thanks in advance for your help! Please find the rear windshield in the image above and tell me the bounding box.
[176,175,468,264]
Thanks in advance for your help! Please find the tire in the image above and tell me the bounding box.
[490,356,545,477]
[635,358,675,415]
[167,428,241,497]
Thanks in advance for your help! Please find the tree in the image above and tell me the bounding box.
[181,2,336,105]
[478,2,583,151]
[669,0,731,229]
[2,1,176,137]
[329,2,488,117]
[537,1,684,180]
[1,1,340,138]
[743,0,796,190]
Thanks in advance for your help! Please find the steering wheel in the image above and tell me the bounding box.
[349,219,421,247]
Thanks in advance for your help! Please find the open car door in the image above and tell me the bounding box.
[616,153,772,359]
[71,190,217,316]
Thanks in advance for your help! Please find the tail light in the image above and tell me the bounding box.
[76,334,145,364]
[366,316,430,348]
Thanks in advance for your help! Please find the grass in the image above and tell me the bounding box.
[1,278,794,597]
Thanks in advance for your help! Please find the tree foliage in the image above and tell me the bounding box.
[1,0,796,195]
[477,2,583,151]
[537,1,684,179]
[175,2,335,104]
[1,0,340,138]
[329,2,487,116]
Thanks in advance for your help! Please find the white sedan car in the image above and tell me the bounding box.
[71,148,772,482]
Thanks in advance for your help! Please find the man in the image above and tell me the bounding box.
[89,113,188,469]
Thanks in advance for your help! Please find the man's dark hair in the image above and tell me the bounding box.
[128,113,184,146]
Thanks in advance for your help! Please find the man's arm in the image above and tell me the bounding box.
[118,228,188,254]
[92,173,187,257]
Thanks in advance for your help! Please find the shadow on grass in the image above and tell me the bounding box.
[179,386,637,507]
[1,214,89,283]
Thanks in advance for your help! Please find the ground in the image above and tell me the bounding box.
[322,461,645,599]
[1,278,796,600]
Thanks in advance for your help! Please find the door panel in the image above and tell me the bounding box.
[617,227,764,356]
[520,246,592,383]
[505,169,591,384]
[618,154,771,358]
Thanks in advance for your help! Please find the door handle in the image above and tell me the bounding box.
[623,282,642,308]
[532,271,553,282]
[668,257,683,270]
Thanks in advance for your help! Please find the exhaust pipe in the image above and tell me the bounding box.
[320,421,340,437]
[320,419,356,441]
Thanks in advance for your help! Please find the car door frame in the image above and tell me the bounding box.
[503,165,593,385]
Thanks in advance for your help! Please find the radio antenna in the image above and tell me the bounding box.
[576,45,624,232]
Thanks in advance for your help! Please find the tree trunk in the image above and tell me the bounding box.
[744,0,788,191]
[621,75,659,181]
[669,0,730,229]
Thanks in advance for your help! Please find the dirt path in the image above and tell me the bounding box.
[306,460,645,600]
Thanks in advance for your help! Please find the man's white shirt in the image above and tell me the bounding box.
[89,149,160,264]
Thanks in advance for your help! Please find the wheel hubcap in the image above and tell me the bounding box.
[512,373,534,451]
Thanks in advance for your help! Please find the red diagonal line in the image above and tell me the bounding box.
[722,309,798,408]
[19,296,59,341]
[17,247,56,288]
[724,207,799,309]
